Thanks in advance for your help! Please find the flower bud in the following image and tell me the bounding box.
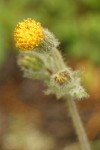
[52,71,70,86]
[18,53,43,71]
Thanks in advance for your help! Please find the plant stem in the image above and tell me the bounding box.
[51,48,66,70]
[66,97,91,150]
[52,48,91,150]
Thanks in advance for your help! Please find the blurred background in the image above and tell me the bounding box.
[0,0,100,149]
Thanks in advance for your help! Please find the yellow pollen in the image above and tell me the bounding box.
[14,18,44,50]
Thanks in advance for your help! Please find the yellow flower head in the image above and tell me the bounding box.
[14,18,44,50]
[54,71,69,85]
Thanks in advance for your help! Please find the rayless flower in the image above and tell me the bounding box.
[14,18,44,50]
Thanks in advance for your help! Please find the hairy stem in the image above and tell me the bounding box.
[53,48,91,150]
[51,48,66,70]
[67,97,91,150]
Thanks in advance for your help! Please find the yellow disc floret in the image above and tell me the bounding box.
[54,71,69,85]
[14,18,44,50]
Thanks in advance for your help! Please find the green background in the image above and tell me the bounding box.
[0,0,100,67]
